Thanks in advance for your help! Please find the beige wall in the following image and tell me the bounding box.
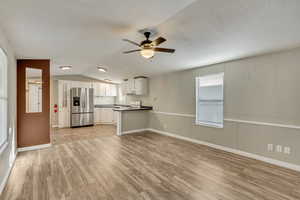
[121,111,149,132]
[144,47,300,166]
[0,28,17,192]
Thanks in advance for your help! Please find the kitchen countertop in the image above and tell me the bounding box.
[94,104,130,108]
[113,106,153,112]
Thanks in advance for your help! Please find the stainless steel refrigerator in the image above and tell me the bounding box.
[70,88,94,127]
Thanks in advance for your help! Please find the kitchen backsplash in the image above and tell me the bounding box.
[94,96,116,105]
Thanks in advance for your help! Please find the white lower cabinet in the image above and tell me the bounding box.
[94,108,115,124]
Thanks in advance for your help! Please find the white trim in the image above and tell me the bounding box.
[195,121,223,128]
[0,152,17,195]
[51,125,59,128]
[224,118,300,130]
[150,111,300,130]
[122,129,149,135]
[195,73,224,128]
[18,143,51,152]
[0,142,8,155]
[150,111,195,118]
[148,128,300,172]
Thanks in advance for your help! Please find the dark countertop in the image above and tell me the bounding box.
[94,104,130,108]
[113,106,153,112]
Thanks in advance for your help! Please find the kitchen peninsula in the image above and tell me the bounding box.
[113,106,152,136]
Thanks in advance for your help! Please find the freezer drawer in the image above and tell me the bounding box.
[71,113,94,127]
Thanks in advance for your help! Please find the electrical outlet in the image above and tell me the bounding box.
[267,144,273,152]
[276,145,282,153]
[284,147,291,154]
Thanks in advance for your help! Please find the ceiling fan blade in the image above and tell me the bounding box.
[153,48,175,53]
[122,39,140,47]
[123,49,141,54]
[151,37,167,46]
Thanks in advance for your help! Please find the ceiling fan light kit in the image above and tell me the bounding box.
[140,48,155,59]
[123,31,175,59]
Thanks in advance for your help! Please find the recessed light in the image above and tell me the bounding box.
[97,67,107,72]
[60,66,72,70]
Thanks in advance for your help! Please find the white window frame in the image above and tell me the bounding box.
[195,73,224,128]
[0,47,8,155]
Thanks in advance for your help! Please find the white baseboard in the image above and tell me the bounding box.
[18,143,51,152]
[148,128,300,172]
[0,152,17,195]
[122,129,149,135]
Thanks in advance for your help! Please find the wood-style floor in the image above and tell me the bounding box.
[1,125,300,200]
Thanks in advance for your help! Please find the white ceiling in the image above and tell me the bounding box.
[1,0,300,82]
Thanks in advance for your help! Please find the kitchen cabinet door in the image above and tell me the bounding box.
[99,83,106,96]
[99,108,114,123]
[121,81,128,95]
[105,84,111,96]
[93,82,100,96]
[106,84,117,96]
[110,84,117,96]
[134,78,148,95]
[107,109,114,122]
[128,79,135,94]
[94,108,101,124]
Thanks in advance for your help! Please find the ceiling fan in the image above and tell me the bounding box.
[123,32,175,59]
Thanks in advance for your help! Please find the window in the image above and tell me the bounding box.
[196,73,224,128]
[0,47,8,150]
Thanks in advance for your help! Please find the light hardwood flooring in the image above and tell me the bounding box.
[1,125,300,200]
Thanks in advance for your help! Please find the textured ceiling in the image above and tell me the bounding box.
[1,0,300,82]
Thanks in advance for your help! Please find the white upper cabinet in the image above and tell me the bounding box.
[99,83,107,96]
[121,80,129,94]
[121,77,148,95]
[106,84,117,96]
[134,77,148,95]
[93,82,117,97]
[93,82,100,96]
[127,79,136,94]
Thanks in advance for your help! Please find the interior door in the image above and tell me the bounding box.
[17,60,50,148]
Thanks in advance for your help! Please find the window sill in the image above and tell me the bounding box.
[0,142,8,155]
[195,122,223,129]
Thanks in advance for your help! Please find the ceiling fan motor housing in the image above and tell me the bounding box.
[141,32,152,47]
